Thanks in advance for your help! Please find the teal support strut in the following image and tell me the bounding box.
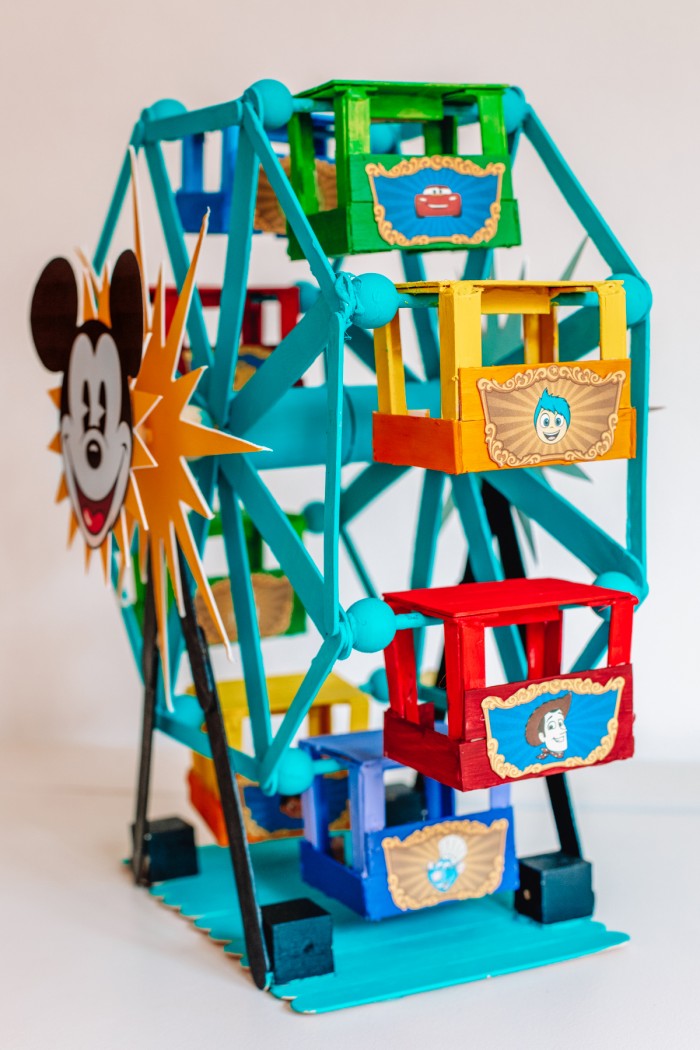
[212,125,260,424]
[143,140,213,370]
[410,471,446,668]
[451,475,527,682]
[219,475,272,758]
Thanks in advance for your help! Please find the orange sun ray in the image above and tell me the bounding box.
[44,157,264,709]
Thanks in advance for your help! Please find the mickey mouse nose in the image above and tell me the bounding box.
[86,440,102,469]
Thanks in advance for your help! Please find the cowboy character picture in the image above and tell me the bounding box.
[525,693,572,760]
[481,675,627,780]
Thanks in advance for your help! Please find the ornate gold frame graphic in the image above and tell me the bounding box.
[382,817,508,911]
[481,675,625,779]
[365,156,505,248]
[477,365,626,467]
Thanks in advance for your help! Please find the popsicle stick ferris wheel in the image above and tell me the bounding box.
[90,80,647,773]
[33,78,650,1000]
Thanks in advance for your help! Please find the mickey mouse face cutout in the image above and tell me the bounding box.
[31,252,144,549]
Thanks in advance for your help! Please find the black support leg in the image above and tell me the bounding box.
[132,565,158,885]
[546,772,582,858]
[177,548,270,990]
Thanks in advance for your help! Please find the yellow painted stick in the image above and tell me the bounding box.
[374,313,407,415]
[438,282,482,420]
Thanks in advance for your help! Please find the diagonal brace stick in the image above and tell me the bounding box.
[177,547,270,989]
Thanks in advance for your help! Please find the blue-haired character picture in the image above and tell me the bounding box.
[534,389,571,445]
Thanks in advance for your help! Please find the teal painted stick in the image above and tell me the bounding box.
[94,144,138,273]
[395,612,443,630]
[397,291,440,309]
[401,253,439,379]
[211,126,260,424]
[345,323,420,384]
[463,247,493,281]
[496,305,608,367]
[340,462,410,524]
[142,100,244,143]
[486,469,646,587]
[340,525,379,598]
[242,106,336,300]
[524,109,641,279]
[627,317,650,570]
[112,551,144,678]
[230,297,332,435]
[323,312,345,635]
[156,702,259,782]
[156,694,342,777]
[572,621,609,674]
[258,634,344,792]
[451,475,527,682]
[223,456,327,632]
[164,456,218,691]
[143,142,213,370]
[218,474,272,758]
[410,470,446,668]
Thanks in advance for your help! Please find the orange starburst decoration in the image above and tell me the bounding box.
[49,152,263,701]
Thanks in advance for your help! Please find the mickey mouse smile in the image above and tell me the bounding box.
[75,475,120,535]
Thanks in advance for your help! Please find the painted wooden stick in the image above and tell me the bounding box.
[177,547,270,990]
[131,562,158,884]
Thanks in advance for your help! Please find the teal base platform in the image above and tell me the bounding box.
[148,840,629,1014]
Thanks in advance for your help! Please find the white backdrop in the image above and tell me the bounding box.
[1,0,698,761]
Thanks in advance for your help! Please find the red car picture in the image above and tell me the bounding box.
[414,184,462,218]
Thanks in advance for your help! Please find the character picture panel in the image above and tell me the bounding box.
[482,676,625,779]
[366,157,504,247]
[478,364,626,467]
[382,817,508,911]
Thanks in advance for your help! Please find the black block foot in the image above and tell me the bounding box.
[131,816,199,884]
[261,897,334,984]
[515,851,594,924]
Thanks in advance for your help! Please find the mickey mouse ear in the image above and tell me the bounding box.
[30,258,79,372]
[109,251,144,377]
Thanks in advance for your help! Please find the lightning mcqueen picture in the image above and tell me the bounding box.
[414,185,462,218]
